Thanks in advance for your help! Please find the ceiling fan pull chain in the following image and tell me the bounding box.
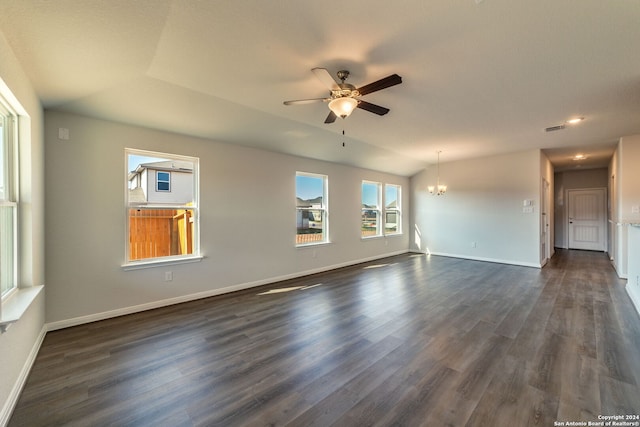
[342,129,346,147]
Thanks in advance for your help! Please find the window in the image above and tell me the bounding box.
[296,172,328,245]
[0,100,17,298]
[156,171,170,192]
[125,149,199,265]
[384,184,401,234]
[362,181,381,238]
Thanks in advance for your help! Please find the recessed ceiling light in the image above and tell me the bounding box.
[566,117,584,125]
[573,154,587,161]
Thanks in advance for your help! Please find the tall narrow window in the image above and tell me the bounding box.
[384,184,401,234]
[125,149,199,265]
[362,181,381,238]
[0,101,17,297]
[296,172,328,245]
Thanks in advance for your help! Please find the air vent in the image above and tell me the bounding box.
[545,124,565,132]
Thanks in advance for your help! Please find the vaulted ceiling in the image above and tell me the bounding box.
[1,0,638,175]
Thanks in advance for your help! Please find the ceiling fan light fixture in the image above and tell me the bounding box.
[328,97,358,118]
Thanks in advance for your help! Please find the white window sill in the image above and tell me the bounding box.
[1,285,44,333]
[361,235,383,240]
[122,255,204,271]
[296,241,331,248]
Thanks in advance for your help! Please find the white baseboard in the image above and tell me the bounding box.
[0,325,47,427]
[46,250,408,331]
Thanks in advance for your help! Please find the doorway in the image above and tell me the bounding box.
[567,188,607,251]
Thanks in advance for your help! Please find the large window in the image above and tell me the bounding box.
[361,181,402,238]
[362,181,381,238]
[384,184,401,234]
[296,172,328,245]
[125,149,199,265]
[0,101,17,298]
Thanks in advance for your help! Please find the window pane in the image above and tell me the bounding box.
[296,172,327,245]
[127,154,194,205]
[128,208,195,261]
[362,181,381,237]
[296,209,325,244]
[296,175,324,208]
[362,182,379,208]
[0,204,15,296]
[385,185,399,208]
[362,210,379,237]
[385,211,398,233]
[384,184,401,234]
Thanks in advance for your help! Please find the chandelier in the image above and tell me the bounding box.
[428,151,447,195]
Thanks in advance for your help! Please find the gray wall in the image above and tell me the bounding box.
[410,150,545,267]
[44,110,410,326]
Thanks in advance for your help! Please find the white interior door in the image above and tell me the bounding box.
[568,188,606,251]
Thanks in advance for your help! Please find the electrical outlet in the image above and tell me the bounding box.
[471,242,477,248]
[164,271,173,282]
[58,127,70,140]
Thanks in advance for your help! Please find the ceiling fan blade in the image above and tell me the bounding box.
[357,74,402,96]
[357,100,390,116]
[283,98,329,105]
[324,111,337,124]
[312,67,340,91]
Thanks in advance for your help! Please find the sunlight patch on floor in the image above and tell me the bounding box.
[258,283,323,295]
[363,262,397,269]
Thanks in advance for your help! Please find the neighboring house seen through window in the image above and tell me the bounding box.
[125,148,199,265]
[296,172,328,245]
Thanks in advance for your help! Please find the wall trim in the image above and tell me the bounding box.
[0,325,47,427]
[46,250,408,331]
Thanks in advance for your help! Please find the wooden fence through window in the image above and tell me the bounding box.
[129,209,193,261]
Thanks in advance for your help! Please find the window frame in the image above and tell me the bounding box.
[296,171,329,246]
[384,184,402,235]
[0,99,18,300]
[361,180,382,238]
[123,148,201,269]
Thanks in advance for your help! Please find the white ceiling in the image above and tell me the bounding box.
[1,0,638,176]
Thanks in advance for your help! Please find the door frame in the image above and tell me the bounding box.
[541,177,551,266]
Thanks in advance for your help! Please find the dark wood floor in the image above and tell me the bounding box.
[9,250,640,426]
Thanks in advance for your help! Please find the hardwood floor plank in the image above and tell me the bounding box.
[8,250,640,426]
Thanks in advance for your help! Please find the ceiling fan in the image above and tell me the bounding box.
[283,68,402,124]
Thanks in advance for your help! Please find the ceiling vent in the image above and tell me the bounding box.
[545,124,565,132]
